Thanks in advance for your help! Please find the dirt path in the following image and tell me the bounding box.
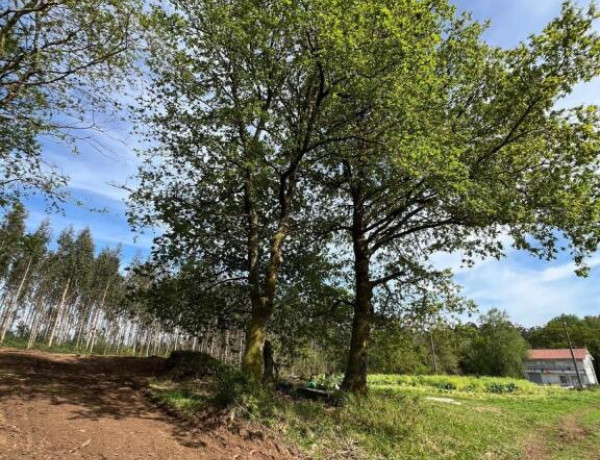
[522,409,600,460]
[0,349,296,460]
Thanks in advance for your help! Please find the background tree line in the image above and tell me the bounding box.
[0,203,195,356]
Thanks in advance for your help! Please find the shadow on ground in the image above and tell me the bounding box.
[0,349,296,459]
[0,350,165,422]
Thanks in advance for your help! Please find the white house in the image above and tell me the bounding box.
[525,348,598,387]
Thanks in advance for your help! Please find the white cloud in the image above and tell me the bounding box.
[42,126,141,203]
[449,255,600,327]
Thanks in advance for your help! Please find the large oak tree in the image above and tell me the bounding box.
[131,0,445,380]
[314,2,600,392]
[133,0,600,392]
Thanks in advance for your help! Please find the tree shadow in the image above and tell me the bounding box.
[0,350,293,457]
[0,351,167,422]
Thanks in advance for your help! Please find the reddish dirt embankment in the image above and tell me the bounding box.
[0,349,297,460]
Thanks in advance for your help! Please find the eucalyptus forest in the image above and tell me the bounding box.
[2,1,600,459]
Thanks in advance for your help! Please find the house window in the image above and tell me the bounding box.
[559,375,568,385]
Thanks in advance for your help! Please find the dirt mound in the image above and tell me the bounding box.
[0,349,301,460]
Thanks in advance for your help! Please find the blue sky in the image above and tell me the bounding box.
[22,0,600,327]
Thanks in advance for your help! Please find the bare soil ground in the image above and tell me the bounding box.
[0,349,298,460]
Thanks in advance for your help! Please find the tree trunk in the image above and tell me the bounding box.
[75,303,92,349]
[27,308,41,349]
[242,227,288,379]
[90,315,103,353]
[241,170,267,379]
[85,307,99,351]
[263,339,276,381]
[131,327,138,356]
[1,257,33,343]
[341,259,373,394]
[48,277,70,348]
[341,174,373,395]
[242,302,270,379]
[87,282,109,353]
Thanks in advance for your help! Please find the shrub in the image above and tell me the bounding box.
[487,382,518,394]
[165,350,231,380]
[304,374,343,391]
[437,381,457,391]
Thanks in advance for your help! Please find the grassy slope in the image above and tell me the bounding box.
[150,374,600,460]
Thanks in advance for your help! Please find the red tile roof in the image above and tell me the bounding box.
[528,349,590,360]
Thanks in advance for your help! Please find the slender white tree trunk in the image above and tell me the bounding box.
[87,282,110,353]
[27,306,43,349]
[48,277,70,348]
[0,257,33,343]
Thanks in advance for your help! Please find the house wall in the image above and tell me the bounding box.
[525,355,597,387]
[583,355,598,385]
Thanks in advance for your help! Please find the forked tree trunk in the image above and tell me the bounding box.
[242,227,288,379]
[241,168,293,380]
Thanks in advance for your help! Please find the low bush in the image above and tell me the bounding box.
[487,382,518,394]
[304,374,343,391]
[164,350,231,380]
[161,350,279,420]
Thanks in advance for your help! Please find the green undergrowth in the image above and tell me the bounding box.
[1,335,148,356]
[1,336,94,355]
[149,353,600,460]
[368,374,544,394]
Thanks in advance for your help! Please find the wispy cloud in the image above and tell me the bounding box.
[41,126,141,203]
[450,254,600,327]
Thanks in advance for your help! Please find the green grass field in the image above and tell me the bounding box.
[150,373,600,460]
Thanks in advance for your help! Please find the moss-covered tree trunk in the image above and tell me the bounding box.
[241,167,292,380]
[242,301,270,379]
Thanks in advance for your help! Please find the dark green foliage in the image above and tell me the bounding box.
[462,310,528,378]
[437,381,457,391]
[165,350,231,380]
[487,382,518,394]
[526,314,600,371]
